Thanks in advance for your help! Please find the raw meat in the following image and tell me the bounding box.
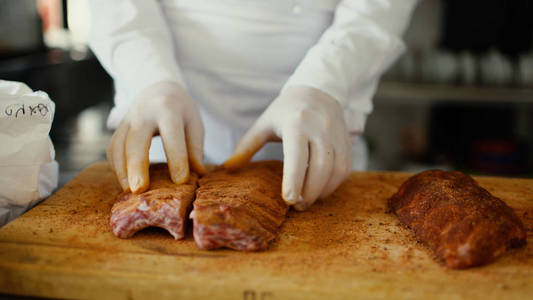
[110,164,198,239]
[389,170,526,269]
[191,161,288,251]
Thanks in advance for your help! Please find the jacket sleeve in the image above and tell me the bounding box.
[282,0,418,134]
[88,0,185,128]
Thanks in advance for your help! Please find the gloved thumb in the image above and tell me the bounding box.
[223,119,273,170]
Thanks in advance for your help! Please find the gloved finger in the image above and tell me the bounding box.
[107,123,129,191]
[319,136,350,198]
[224,118,273,170]
[159,116,190,184]
[281,128,309,206]
[125,124,153,193]
[184,111,206,175]
[298,139,334,210]
[345,135,353,177]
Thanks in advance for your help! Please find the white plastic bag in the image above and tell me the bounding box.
[0,80,59,226]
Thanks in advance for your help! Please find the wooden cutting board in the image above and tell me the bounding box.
[0,162,531,299]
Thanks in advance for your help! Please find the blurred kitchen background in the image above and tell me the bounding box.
[1,0,532,187]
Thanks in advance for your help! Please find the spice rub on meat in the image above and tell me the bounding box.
[110,164,198,239]
[389,170,526,269]
[191,161,288,251]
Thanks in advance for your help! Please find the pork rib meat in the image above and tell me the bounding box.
[110,164,198,239]
[191,161,288,251]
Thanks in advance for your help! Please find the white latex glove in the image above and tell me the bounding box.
[107,81,205,193]
[224,86,352,211]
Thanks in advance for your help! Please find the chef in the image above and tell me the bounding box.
[89,0,418,210]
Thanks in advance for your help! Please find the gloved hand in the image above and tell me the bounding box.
[107,81,205,193]
[224,86,352,210]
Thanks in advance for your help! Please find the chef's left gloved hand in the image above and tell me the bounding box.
[224,86,352,211]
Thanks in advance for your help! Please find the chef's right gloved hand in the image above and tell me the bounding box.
[224,86,353,211]
[107,81,206,194]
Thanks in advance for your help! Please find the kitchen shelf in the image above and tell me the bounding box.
[375,81,533,104]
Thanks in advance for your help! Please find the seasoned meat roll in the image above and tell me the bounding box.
[389,170,526,269]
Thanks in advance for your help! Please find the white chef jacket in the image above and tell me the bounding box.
[89,0,417,167]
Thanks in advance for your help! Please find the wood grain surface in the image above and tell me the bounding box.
[0,162,531,299]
